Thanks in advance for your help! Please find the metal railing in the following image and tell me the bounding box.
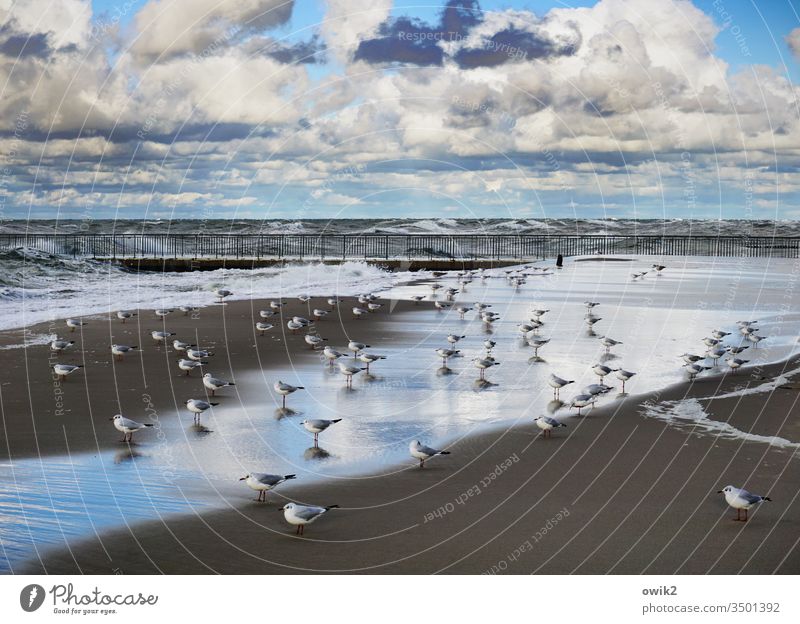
[1,233,799,260]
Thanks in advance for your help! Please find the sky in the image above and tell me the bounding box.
[1,0,799,221]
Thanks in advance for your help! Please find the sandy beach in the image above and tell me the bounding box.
[2,267,799,574]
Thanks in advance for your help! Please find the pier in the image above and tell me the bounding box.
[1,233,798,270]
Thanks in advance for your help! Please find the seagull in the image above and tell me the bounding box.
[434,301,450,311]
[65,318,87,332]
[707,347,727,364]
[531,309,549,319]
[717,485,771,522]
[352,307,369,318]
[111,344,138,360]
[177,359,206,375]
[570,394,594,415]
[239,473,296,502]
[534,416,567,438]
[259,309,276,319]
[203,373,235,396]
[528,337,550,357]
[323,346,345,367]
[214,289,233,302]
[593,364,617,381]
[686,363,711,379]
[746,334,765,347]
[583,383,613,396]
[287,320,303,334]
[117,310,137,323]
[110,414,153,443]
[312,309,329,320]
[50,339,75,353]
[435,348,459,365]
[298,295,310,303]
[726,357,749,373]
[367,302,382,312]
[473,357,500,380]
[600,337,622,352]
[274,381,304,408]
[455,306,471,319]
[410,295,425,304]
[292,316,313,327]
[179,305,198,315]
[548,373,574,398]
[52,363,82,380]
[431,283,443,293]
[301,418,341,444]
[711,330,731,339]
[338,362,365,387]
[348,341,369,357]
[256,322,274,335]
[681,353,704,364]
[483,340,496,352]
[172,339,195,352]
[446,334,465,345]
[409,440,450,468]
[585,301,600,309]
[305,334,327,349]
[327,297,339,308]
[270,300,284,310]
[185,399,218,424]
[154,308,172,318]
[357,353,386,373]
[187,348,213,361]
[615,369,637,391]
[151,330,175,344]
[652,264,666,273]
[703,337,721,348]
[586,316,602,327]
[280,502,339,535]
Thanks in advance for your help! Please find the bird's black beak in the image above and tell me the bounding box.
[716,490,723,494]
[239,477,246,481]
[108,417,114,421]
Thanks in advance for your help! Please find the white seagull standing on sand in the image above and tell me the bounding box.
[352,307,369,319]
[274,381,304,408]
[447,334,465,345]
[548,373,574,398]
[338,362,365,387]
[177,359,206,375]
[66,318,87,332]
[52,363,82,380]
[280,502,338,535]
[323,346,345,367]
[185,398,218,423]
[117,310,137,323]
[305,334,328,349]
[111,344,138,360]
[409,440,451,468]
[187,348,213,361]
[473,357,500,380]
[259,309,276,319]
[358,352,386,373]
[570,394,594,415]
[151,330,175,344]
[154,308,172,318]
[50,339,75,353]
[256,322,274,335]
[592,364,617,382]
[313,309,329,320]
[435,348,460,366]
[110,414,154,443]
[615,369,637,391]
[534,416,567,438]
[348,340,369,357]
[172,339,195,352]
[717,485,771,522]
[600,337,622,352]
[214,289,233,302]
[203,373,235,396]
[301,418,341,444]
[239,473,296,502]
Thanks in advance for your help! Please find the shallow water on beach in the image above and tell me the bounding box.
[2,254,800,570]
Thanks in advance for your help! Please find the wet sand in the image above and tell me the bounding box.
[4,297,799,573]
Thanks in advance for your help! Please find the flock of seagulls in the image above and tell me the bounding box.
[49,260,774,528]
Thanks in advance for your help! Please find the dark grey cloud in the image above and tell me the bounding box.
[354,0,481,67]
[262,36,324,64]
[453,24,580,68]
[354,1,579,68]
